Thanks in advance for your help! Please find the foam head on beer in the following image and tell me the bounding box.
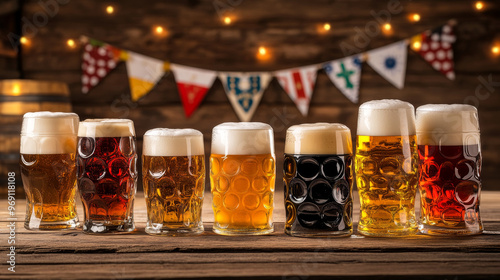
[21,111,79,154]
[143,128,204,157]
[285,123,352,155]
[78,119,135,137]
[416,104,480,146]
[211,122,274,155]
[357,99,416,136]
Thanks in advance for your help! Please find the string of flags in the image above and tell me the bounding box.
[81,22,457,121]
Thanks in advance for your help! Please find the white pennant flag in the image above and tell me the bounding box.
[125,51,166,101]
[274,65,318,116]
[218,72,272,122]
[367,41,408,89]
[323,55,362,103]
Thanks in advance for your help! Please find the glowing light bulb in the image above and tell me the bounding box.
[383,23,392,31]
[411,13,421,22]
[412,41,421,50]
[492,46,500,55]
[106,5,114,14]
[323,23,331,31]
[67,39,76,48]
[475,1,484,11]
[224,17,232,25]
[20,36,28,45]
[155,26,164,34]
[258,47,267,55]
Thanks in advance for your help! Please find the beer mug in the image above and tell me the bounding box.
[210,122,275,235]
[355,99,419,236]
[20,112,80,230]
[417,104,483,235]
[284,123,353,237]
[77,119,137,233]
[142,128,205,236]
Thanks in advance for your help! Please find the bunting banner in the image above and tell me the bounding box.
[323,55,362,103]
[275,65,318,116]
[125,51,168,102]
[367,40,408,89]
[411,23,456,80]
[218,72,272,122]
[170,64,217,117]
[81,40,121,94]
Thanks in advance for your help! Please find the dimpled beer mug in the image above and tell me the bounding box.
[210,122,275,235]
[77,119,137,233]
[20,112,80,230]
[142,128,205,236]
[284,123,354,237]
[417,104,483,235]
[355,99,419,237]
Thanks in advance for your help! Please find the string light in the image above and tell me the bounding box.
[106,5,114,14]
[410,13,421,22]
[492,45,500,56]
[224,16,232,25]
[20,36,28,45]
[383,23,392,31]
[155,26,164,34]
[412,41,421,50]
[67,39,76,48]
[323,23,331,31]
[258,47,267,56]
[475,1,484,11]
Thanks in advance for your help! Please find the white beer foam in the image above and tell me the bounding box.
[143,128,204,156]
[357,99,416,136]
[417,104,480,145]
[78,119,135,137]
[285,123,352,155]
[21,112,79,154]
[211,122,274,155]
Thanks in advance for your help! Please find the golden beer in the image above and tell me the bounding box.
[210,122,275,235]
[20,112,79,230]
[142,128,205,236]
[355,100,418,236]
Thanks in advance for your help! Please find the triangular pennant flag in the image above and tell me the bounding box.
[411,24,456,80]
[81,41,121,94]
[218,72,272,122]
[125,51,167,102]
[275,65,318,116]
[323,55,362,103]
[367,41,408,89]
[170,64,217,118]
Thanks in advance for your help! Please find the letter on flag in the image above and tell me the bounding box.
[367,41,408,89]
[219,72,272,122]
[323,55,362,103]
[170,64,217,117]
[125,51,167,102]
[274,65,318,116]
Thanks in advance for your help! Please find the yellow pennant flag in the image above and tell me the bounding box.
[125,51,167,101]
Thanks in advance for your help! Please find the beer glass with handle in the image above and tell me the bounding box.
[210,122,275,235]
[20,111,80,230]
[142,128,205,236]
[77,119,137,233]
[355,99,419,237]
[284,123,353,237]
[417,104,483,235]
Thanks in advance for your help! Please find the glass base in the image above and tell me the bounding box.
[419,224,483,236]
[285,228,352,238]
[213,227,274,236]
[146,225,204,236]
[24,217,79,230]
[357,227,418,237]
[83,219,135,234]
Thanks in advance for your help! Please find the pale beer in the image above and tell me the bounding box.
[142,128,205,235]
[20,112,80,230]
[355,99,418,236]
[210,122,275,235]
[417,104,483,235]
[284,123,353,237]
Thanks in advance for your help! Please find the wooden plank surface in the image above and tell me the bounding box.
[1,191,500,279]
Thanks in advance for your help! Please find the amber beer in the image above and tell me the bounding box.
[77,119,137,233]
[210,122,275,235]
[142,128,205,235]
[20,112,80,230]
[355,100,418,236]
[284,123,353,237]
[417,104,483,235]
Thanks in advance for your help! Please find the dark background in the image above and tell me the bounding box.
[1,0,499,194]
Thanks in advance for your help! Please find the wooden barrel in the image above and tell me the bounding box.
[0,79,73,197]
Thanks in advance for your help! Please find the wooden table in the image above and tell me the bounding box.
[1,191,500,279]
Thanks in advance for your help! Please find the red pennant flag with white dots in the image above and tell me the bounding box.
[81,41,121,94]
[411,23,456,80]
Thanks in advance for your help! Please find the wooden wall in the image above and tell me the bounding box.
[3,0,500,192]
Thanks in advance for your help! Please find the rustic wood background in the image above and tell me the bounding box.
[1,0,500,192]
